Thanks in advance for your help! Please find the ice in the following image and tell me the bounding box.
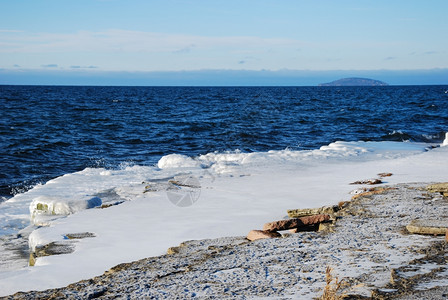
[30,196,102,226]
[157,153,199,169]
[442,132,448,146]
[0,138,447,296]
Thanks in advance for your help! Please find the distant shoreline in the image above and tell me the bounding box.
[319,77,389,86]
[1,69,448,86]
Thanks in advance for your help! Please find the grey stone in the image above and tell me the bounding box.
[406,219,448,235]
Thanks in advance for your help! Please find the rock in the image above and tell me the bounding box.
[289,224,321,233]
[65,232,95,239]
[427,183,448,197]
[446,228,448,243]
[263,214,330,232]
[351,187,396,200]
[35,241,75,257]
[350,179,383,185]
[247,230,281,241]
[378,172,393,177]
[29,241,75,266]
[318,222,334,232]
[338,201,348,209]
[406,219,448,235]
[427,183,448,192]
[29,254,37,267]
[167,247,180,255]
[99,201,125,209]
[287,205,339,218]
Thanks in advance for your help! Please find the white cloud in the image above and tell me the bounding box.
[70,65,98,69]
[0,29,305,54]
[1,29,446,72]
[0,29,23,33]
[41,64,58,68]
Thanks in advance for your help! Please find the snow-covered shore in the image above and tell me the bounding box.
[4,182,448,299]
[0,139,447,297]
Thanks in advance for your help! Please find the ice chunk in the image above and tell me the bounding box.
[30,196,102,226]
[157,154,198,169]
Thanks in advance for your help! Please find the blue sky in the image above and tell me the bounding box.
[0,0,447,85]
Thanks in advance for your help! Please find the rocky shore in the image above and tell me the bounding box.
[3,183,448,299]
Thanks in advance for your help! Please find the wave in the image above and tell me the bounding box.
[443,132,448,146]
[380,130,447,143]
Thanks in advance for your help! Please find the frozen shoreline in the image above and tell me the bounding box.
[0,140,447,297]
[3,182,448,299]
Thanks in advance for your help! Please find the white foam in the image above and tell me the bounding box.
[442,132,448,147]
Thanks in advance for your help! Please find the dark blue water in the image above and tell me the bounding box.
[1,85,447,198]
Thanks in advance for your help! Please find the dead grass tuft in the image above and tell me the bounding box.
[351,187,396,200]
[337,201,348,209]
[320,267,363,300]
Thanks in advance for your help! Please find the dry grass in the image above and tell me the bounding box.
[320,267,363,300]
[351,187,396,200]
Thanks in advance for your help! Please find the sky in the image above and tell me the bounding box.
[0,0,447,85]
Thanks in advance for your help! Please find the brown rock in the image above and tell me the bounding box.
[427,183,448,196]
[263,214,330,232]
[247,230,281,241]
[378,172,393,177]
[350,179,383,185]
[29,253,37,267]
[318,222,334,232]
[167,247,180,255]
[287,206,338,218]
[338,201,348,209]
[446,228,448,243]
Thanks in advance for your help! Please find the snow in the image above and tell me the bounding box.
[157,153,199,169]
[0,139,447,296]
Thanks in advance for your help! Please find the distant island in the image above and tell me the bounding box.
[318,77,389,86]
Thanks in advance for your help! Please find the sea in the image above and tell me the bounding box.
[1,85,447,201]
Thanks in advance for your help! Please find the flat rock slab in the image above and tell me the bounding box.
[34,241,75,257]
[263,214,330,232]
[427,183,448,195]
[406,219,448,235]
[65,232,96,239]
[287,206,338,218]
[246,230,282,241]
[29,241,76,266]
[350,178,383,185]
[378,173,393,177]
